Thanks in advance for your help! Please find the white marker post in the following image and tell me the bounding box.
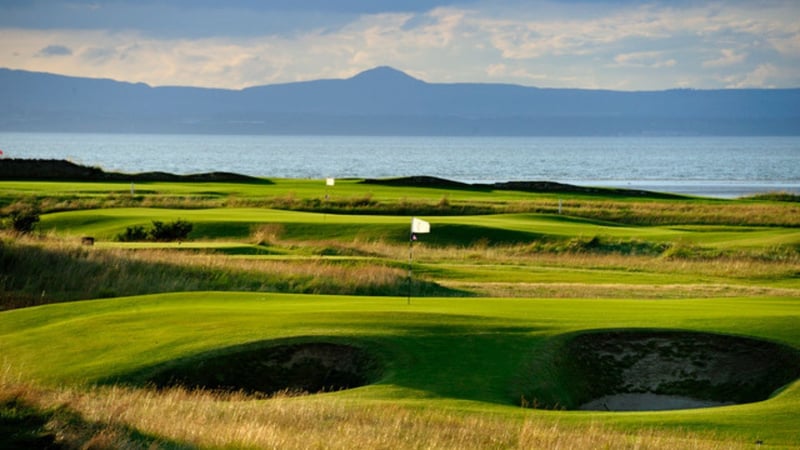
[324,177,334,222]
[408,217,430,304]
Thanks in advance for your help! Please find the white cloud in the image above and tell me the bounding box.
[723,63,779,88]
[1,1,799,90]
[614,51,677,69]
[485,63,507,77]
[769,33,800,57]
[703,48,747,68]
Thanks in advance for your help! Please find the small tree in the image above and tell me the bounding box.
[148,219,193,242]
[116,225,148,242]
[7,203,40,234]
[115,219,194,242]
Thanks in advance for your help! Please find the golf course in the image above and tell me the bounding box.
[1,172,799,449]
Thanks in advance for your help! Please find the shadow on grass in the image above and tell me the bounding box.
[0,393,194,450]
[419,224,543,246]
[102,337,384,398]
[100,322,551,406]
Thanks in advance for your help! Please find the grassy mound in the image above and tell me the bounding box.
[0,158,267,183]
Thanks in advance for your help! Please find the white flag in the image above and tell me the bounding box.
[326,177,335,186]
[411,217,430,234]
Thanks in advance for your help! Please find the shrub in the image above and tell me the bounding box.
[115,220,193,242]
[116,225,148,242]
[6,203,41,234]
[148,219,193,242]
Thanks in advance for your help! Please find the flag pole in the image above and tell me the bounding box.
[408,217,430,305]
[408,231,412,305]
[324,178,334,223]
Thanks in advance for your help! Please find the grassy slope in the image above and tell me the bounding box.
[38,206,800,249]
[1,292,799,445]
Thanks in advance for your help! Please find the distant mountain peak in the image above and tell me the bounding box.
[349,66,423,84]
[2,66,798,135]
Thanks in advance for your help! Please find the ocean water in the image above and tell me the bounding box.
[1,133,798,198]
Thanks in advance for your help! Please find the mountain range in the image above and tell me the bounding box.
[1,66,798,135]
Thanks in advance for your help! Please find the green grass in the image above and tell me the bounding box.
[2,178,800,448]
[1,292,799,446]
[4,177,800,226]
[35,207,800,251]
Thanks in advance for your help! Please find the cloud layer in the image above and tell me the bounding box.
[1,0,798,90]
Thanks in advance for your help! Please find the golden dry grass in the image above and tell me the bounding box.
[508,198,800,226]
[0,372,749,450]
[1,234,425,309]
[444,281,800,299]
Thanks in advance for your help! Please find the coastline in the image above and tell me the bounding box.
[2,158,798,199]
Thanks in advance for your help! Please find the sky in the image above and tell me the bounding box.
[1,0,799,90]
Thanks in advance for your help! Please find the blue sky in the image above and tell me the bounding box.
[1,0,798,90]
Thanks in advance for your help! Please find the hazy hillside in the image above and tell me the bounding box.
[1,66,798,135]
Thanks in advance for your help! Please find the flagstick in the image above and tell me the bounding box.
[323,178,333,224]
[408,217,431,305]
[408,230,413,305]
[407,217,429,305]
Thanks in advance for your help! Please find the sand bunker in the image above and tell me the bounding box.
[580,393,733,411]
[144,342,380,396]
[564,330,800,411]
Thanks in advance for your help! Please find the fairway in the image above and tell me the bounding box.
[2,177,799,449]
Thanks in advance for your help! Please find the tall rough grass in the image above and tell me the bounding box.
[445,281,800,299]
[0,234,452,310]
[547,199,800,226]
[0,373,750,450]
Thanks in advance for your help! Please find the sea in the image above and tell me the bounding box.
[1,132,799,198]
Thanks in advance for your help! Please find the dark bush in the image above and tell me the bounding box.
[115,219,193,242]
[116,225,148,242]
[6,203,40,234]
[148,219,193,242]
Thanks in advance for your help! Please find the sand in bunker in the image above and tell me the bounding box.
[580,393,734,412]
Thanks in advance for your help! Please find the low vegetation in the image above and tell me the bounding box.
[0,235,456,309]
[0,377,755,450]
[117,219,193,242]
[3,201,40,234]
[1,175,798,449]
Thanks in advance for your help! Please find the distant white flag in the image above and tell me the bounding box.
[411,217,430,234]
[326,177,335,186]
